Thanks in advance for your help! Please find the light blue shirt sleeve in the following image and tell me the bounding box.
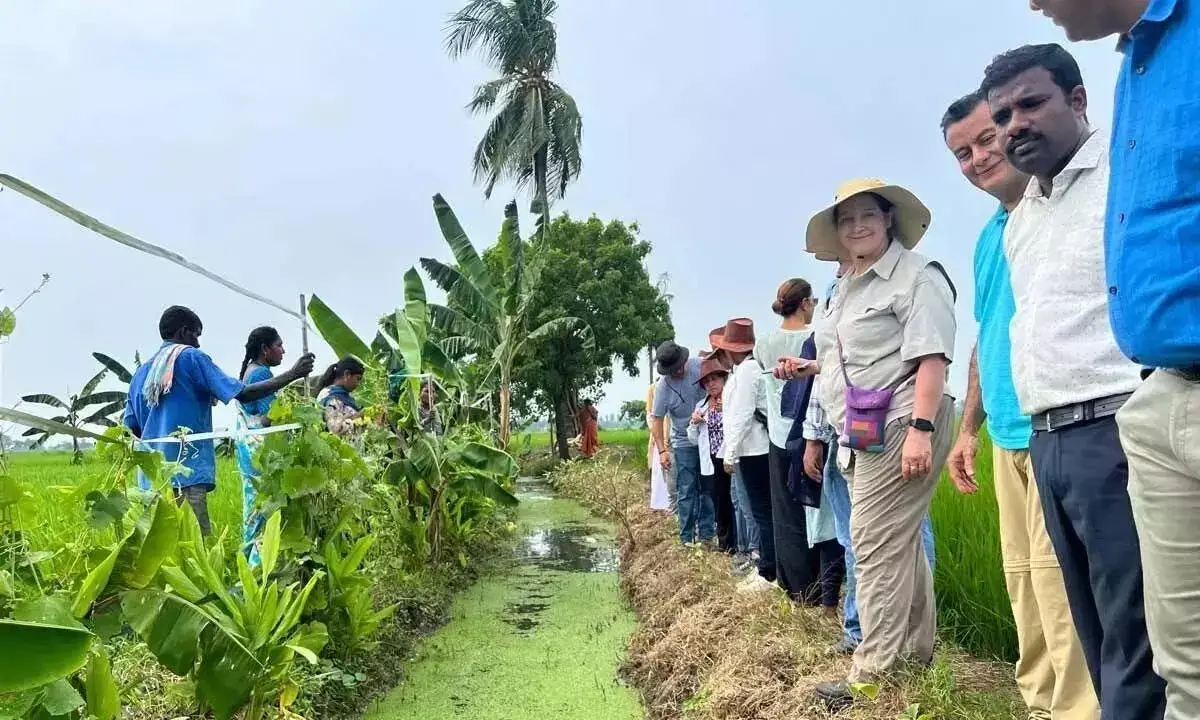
[185,349,244,405]
[239,365,275,416]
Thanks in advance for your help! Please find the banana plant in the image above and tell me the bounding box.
[20,369,126,462]
[420,194,591,448]
[127,509,326,720]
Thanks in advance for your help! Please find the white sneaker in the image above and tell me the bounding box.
[736,574,778,594]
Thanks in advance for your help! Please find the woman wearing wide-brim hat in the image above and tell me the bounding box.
[779,178,958,708]
[712,318,780,593]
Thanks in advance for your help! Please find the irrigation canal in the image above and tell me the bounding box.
[366,476,645,719]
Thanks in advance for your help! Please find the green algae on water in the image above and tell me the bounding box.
[366,483,643,720]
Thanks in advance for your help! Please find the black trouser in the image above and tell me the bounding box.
[708,455,737,553]
[815,539,846,608]
[767,443,820,600]
[739,452,775,581]
[1030,416,1166,720]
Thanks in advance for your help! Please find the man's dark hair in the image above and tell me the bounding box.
[159,305,202,340]
[940,89,985,134]
[980,43,1084,97]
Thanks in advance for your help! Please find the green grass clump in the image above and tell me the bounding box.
[930,429,1018,662]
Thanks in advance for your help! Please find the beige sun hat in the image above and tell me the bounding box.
[805,178,932,258]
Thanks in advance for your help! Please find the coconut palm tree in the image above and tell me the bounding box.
[445,0,583,215]
[421,194,589,448]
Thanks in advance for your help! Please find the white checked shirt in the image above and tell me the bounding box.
[1003,129,1141,416]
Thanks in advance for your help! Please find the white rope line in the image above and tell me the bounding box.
[0,174,305,322]
[136,422,302,446]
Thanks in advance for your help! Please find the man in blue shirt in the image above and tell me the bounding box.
[1030,2,1200,716]
[125,305,313,535]
[942,91,1098,720]
[650,341,710,545]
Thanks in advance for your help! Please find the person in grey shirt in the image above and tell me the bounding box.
[650,341,709,544]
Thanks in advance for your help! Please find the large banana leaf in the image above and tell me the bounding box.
[0,407,111,442]
[500,200,524,317]
[419,258,497,326]
[19,394,67,409]
[73,535,126,618]
[80,369,108,399]
[447,441,518,478]
[428,304,492,349]
[307,295,371,362]
[431,193,499,311]
[85,649,121,720]
[83,401,126,425]
[77,391,127,408]
[196,623,261,720]
[120,495,180,589]
[403,267,429,347]
[423,341,461,384]
[92,352,133,383]
[0,620,94,693]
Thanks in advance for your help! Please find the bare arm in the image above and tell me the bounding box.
[959,345,986,436]
[235,353,314,403]
[911,355,948,423]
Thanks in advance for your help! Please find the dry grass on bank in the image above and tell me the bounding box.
[551,451,1025,720]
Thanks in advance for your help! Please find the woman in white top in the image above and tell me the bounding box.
[714,318,776,593]
[757,279,843,610]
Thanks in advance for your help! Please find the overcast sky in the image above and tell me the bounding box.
[1,0,1121,427]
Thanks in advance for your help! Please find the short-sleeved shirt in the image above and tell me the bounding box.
[1106,0,1200,369]
[652,356,704,447]
[1004,130,1141,416]
[238,365,275,420]
[125,343,245,489]
[973,207,1032,450]
[814,240,957,436]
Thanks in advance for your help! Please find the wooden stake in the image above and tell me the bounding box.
[299,294,309,354]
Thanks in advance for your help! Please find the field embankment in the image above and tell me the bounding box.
[550,450,1026,720]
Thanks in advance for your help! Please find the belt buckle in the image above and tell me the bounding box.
[1045,404,1084,432]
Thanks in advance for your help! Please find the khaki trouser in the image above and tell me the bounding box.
[1118,370,1200,720]
[847,396,953,681]
[993,447,1098,720]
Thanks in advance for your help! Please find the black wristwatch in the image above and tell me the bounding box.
[908,418,936,432]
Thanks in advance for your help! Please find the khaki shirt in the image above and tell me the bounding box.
[1003,129,1141,415]
[814,240,957,436]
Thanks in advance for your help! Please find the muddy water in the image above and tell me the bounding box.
[366,478,643,720]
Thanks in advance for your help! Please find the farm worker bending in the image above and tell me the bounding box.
[124,306,314,536]
[235,326,288,566]
[650,341,709,545]
[941,87,1097,720]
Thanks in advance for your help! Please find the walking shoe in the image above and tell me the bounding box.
[814,680,854,712]
[827,637,858,656]
[736,573,778,594]
[731,553,754,576]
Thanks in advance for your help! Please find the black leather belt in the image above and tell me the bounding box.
[1030,393,1133,433]
[1176,366,1200,383]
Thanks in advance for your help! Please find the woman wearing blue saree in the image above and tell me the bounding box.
[317,357,365,436]
[236,326,286,565]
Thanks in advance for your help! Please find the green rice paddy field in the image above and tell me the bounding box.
[4,426,1016,662]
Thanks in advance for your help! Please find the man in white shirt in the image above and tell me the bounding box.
[982,43,1165,720]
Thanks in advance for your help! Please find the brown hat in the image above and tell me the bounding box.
[709,318,756,354]
[696,354,729,385]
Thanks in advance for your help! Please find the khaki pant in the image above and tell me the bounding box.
[847,396,953,681]
[1119,370,1200,720]
[993,447,1098,720]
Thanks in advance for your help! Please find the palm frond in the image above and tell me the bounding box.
[467,77,517,115]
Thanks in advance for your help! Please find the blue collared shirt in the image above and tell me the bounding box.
[125,343,244,489]
[652,357,704,446]
[973,207,1031,450]
[1107,0,1200,368]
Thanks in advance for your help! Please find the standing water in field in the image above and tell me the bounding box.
[366,477,644,720]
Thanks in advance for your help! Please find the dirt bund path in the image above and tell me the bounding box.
[365,476,644,720]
